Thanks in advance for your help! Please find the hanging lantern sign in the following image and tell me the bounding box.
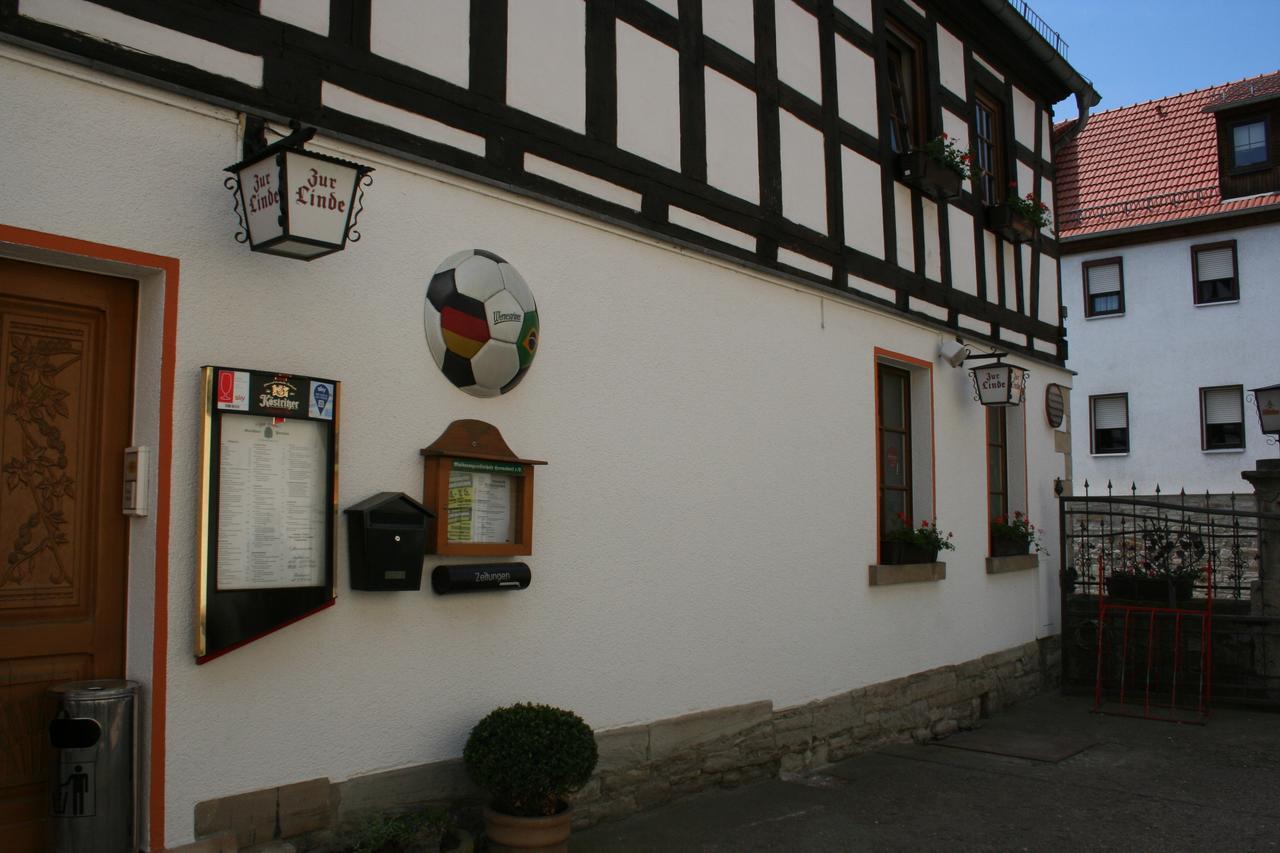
[969,359,1028,407]
[1250,384,1280,435]
[224,123,373,261]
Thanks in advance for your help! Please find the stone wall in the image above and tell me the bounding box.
[1064,493,1262,602]
[572,636,1059,827]
[182,637,1060,850]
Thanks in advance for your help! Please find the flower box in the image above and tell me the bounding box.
[882,541,940,565]
[986,205,1037,243]
[897,150,964,201]
[1105,575,1195,603]
[991,536,1031,557]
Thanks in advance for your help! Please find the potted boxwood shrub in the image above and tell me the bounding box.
[883,513,955,564]
[990,511,1048,557]
[463,702,598,850]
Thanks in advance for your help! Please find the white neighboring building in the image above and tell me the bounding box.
[0,2,1095,849]
[1056,72,1280,495]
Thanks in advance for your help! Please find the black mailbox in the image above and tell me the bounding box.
[345,492,433,590]
[431,563,531,595]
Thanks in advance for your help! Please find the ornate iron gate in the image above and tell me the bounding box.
[1059,483,1280,715]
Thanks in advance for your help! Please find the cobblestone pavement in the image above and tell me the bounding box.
[572,693,1280,852]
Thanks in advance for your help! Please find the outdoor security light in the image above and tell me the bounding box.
[225,122,373,261]
[1249,384,1280,436]
[968,354,1028,407]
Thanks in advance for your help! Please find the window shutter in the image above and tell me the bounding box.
[1093,396,1128,429]
[1196,247,1234,282]
[1087,263,1121,295]
[1203,387,1243,425]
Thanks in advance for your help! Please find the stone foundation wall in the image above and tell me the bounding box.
[182,637,1060,850]
[572,635,1059,827]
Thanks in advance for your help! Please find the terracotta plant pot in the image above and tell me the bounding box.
[483,804,572,851]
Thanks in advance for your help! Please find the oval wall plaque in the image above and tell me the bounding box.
[1045,383,1066,429]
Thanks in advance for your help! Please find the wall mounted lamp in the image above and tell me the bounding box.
[1248,384,1280,446]
[225,119,374,260]
[966,351,1029,407]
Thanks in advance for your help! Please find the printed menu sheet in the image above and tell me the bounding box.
[446,469,515,544]
[216,414,328,589]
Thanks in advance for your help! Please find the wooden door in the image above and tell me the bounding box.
[0,258,136,851]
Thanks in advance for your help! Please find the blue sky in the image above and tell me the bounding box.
[1028,0,1280,119]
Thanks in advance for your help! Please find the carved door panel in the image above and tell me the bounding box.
[0,259,136,851]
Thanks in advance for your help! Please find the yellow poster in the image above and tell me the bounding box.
[447,471,474,542]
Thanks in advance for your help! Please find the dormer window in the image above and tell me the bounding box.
[1211,94,1278,199]
[1232,119,1269,169]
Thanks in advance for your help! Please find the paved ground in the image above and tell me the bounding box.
[573,693,1280,852]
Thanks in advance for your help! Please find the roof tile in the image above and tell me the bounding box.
[1055,71,1280,238]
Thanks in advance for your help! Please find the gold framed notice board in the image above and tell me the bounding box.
[196,366,339,662]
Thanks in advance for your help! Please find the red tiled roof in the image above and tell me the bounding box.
[1054,71,1280,239]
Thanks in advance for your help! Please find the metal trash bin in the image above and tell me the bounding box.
[47,679,141,853]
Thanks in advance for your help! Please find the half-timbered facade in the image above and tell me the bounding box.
[0,2,1095,849]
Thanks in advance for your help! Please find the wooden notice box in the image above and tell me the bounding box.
[421,420,545,556]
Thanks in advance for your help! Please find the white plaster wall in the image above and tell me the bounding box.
[841,146,883,259]
[702,0,754,60]
[1063,224,1280,493]
[1003,242,1018,308]
[947,207,977,296]
[894,182,915,272]
[1,47,1072,848]
[983,232,998,303]
[20,0,263,86]
[370,0,469,89]
[834,0,872,31]
[507,0,585,132]
[779,108,828,234]
[1012,87,1036,151]
[323,82,487,156]
[616,20,681,171]
[922,198,941,281]
[260,0,329,36]
[936,25,965,99]
[1037,261,1058,326]
[835,36,877,138]
[775,0,822,103]
[705,67,760,204]
[1016,160,1034,199]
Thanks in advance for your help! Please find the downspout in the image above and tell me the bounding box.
[975,0,1101,152]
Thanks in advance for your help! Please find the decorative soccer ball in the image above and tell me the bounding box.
[424,250,539,397]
